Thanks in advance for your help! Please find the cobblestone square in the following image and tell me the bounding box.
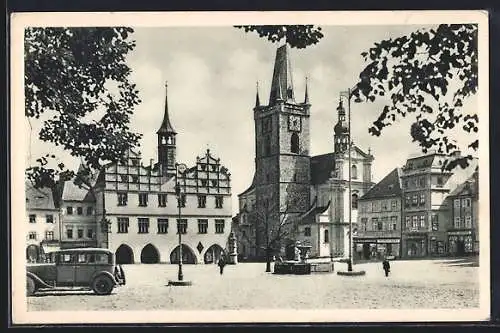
[27,258,479,311]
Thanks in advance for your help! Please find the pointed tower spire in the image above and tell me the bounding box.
[255,81,261,108]
[157,81,176,135]
[304,76,309,104]
[269,44,295,105]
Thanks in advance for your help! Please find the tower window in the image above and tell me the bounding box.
[352,193,359,209]
[291,133,299,153]
[324,229,329,243]
[351,165,358,179]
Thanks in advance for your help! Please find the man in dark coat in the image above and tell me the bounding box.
[218,255,227,275]
[382,258,391,277]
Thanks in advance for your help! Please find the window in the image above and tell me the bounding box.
[198,195,207,208]
[412,195,418,206]
[28,232,37,240]
[117,192,128,206]
[215,219,225,234]
[117,217,129,233]
[138,193,148,207]
[131,175,139,183]
[198,219,208,234]
[405,195,411,207]
[432,214,439,231]
[29,214,36,223]
[131,158,139,166]
[351,165,358,179]
[419,193,425,205]
[419,177,426,187]
[291,133,300,154]
[120,174,128,182]
[405,216,411,230]
[67,206,73,215]
[454,216,461,228]
[390,216,398,230]
[158,193,168,207]
[201,179,207,187]
[437,176,444,186]
[77,254,87,263]
[361,218,368,231]
[77,228,84,239]
[371,218,378,231]
[177,219,188,234]
[391,200,398,211]
[45,231,54,240]
[66,228,73,239]
[324,229,329,243]
[463,198,471,207]
[372,201,380,212]
[304,227,311,236]
[465,215,472,228]
[403,180,408,189]
[157,219,169,234]
[211,180,218,187]
[454,199,461,208]
[177,194,186,208]
[86,207,93,216]
[381,200,388,211]
[419,215,426,229]
[77,207,83,215]
[215,196,224,208]
[412,216,418,229]
[351,194,359,209]
[377,221,383,231]
[87,228,94,239]
[45,214,54,223]
[212,165,217,172]
[138,218,150,234]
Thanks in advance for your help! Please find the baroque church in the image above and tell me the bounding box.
[236,44,375,260]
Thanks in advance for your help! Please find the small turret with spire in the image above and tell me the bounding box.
[304,77,310,105]
[157,81,177,177]
[255,81,261,109]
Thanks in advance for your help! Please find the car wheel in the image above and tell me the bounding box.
[92,275,114,295]
[26,276,35,297]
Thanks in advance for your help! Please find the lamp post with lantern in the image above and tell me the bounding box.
[337,86,366,276]
[168,162,192,286]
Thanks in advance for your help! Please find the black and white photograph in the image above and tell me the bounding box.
[10,11,490,323]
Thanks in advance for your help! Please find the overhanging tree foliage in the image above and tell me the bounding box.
[236,24,479,171]
[25,27,142,189]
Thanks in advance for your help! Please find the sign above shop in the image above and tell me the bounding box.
[448,230,472,236]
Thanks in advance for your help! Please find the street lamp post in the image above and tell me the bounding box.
[337,87,365,277]
[168,163,192,286]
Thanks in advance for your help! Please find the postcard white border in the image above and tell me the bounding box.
[10,10,490,324]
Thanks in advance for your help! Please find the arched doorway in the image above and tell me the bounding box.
[26,244,39,263]
[140,243,160,264]
[115,244,134,264]
[170,244,197,264]
[204,244,225,264]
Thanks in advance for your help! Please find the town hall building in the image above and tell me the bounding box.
[236,44,375,260]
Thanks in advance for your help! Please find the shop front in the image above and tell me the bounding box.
[354,238,401,260]
[447,230,475,256]
[403,234,428,258]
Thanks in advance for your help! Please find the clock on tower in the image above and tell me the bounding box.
[288,115,301,132]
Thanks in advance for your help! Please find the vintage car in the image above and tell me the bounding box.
[26,248,126,296]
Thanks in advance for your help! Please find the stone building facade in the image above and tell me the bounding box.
[25,182,61,262]
[237,44,375,260]
[94,84,233,264]
[355,168,403,260]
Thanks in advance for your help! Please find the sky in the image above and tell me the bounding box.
[25,25,479,214]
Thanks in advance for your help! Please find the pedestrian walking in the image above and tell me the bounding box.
[218,256,227,275]
[382,258,391,277]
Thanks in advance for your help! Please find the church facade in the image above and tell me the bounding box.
[237,45,375,260]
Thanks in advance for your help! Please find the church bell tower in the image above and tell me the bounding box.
[157,82,177,177]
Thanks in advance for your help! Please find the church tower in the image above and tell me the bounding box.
[157,82,177,177]
[253,44,311,256]
[334,99,349,154]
